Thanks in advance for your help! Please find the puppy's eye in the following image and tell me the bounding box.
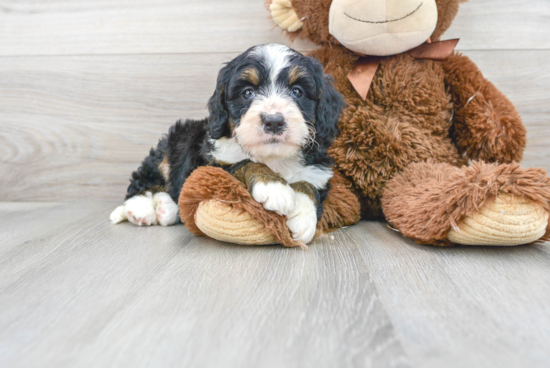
[291,87,303,99]
[242,88,255,100]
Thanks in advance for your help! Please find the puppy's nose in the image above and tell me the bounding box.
[261,113,286,135]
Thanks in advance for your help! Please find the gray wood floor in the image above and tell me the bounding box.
[2,202,550,368]
[1,1,549,367]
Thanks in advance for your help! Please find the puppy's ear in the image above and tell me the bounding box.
[315,66,345,148]
[207,64,232,140]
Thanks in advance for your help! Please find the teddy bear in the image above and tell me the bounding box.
[178,0,550,247]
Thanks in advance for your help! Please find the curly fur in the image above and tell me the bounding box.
[266,0,550,246]
[382,161,550,245]
[266,0,468,46]
[313,49,468,218]
[316,172,361,233]
[444,53,526,163]
[179,167,361,247]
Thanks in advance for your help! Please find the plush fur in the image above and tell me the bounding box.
[383,161,550,245]
[316,171,361,233]
[179,166,301,248]
[270,0,466,44]
[113,44,346,243]
[178,166,360,248]
[126,118,209,202]
[265,0,550,245]
[444,53,526,163]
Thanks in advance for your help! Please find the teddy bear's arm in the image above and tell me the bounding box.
[290,181,321,215]
[228,160,296,216]
[229,160,287,189]
[290,181,319,204]
[443,53,526,163]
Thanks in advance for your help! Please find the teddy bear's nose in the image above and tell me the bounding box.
[261,113,286,135]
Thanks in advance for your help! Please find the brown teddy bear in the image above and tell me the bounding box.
[179,0,550,247]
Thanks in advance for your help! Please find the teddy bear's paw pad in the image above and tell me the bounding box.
[270,0,304,32]
[195,200,278,245]
[153,192,179,226]
[448,194,549,246]
[286,192,317,245]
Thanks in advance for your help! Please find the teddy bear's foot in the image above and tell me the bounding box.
[178,166,361,248]
[382,161,550,246]
[195,200,277,245]
[447,194,549,246]
[178,166,305,248]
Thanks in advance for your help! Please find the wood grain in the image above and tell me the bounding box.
[444,0,550,50]
[0,0,316,56]
[348,221,550,368]
[0,0,548,56]
[0,2,549,367]
[1,50,548,201]
[0,202,548,367]
[0,202,410,368]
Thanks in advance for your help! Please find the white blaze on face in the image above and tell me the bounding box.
[234,44,310,160]
[252,43,294,85]
[235,94,309,159]
[329,0,438,56]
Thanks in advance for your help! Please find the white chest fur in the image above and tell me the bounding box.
[211,138,332,189]
[262,156,332,189]
[211,137,250,163]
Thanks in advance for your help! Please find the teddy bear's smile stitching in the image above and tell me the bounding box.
[344,2,423,24]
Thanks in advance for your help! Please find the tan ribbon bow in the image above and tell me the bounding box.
[348,39,460,100]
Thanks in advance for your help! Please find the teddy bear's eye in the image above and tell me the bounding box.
[242,88,255,100]
[291,87,303,99]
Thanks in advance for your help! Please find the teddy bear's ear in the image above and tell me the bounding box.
[269,0,304,33]
[267,0,335,45]
[432,0,468,41]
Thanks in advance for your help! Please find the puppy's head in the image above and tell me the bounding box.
[207,44,344,160]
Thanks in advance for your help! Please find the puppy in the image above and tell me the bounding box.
[110,44,344,244]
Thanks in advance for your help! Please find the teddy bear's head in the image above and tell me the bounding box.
[269,0,467,56]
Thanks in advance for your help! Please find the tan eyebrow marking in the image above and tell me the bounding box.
[289,66,307,85]
[240,68,260,85]
[158,156,170,182]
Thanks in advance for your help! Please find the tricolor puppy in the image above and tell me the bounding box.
[110,44,344,244]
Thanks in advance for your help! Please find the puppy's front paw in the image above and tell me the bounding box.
[110,205,127,224]
[252,182,296,216]
[124,192,157,226]
[286,192,317,244]
[153,192,179,226]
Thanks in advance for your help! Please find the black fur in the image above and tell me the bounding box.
[166,119,211,200]
[125,118,209,202]
[124,45,344,222]
[125,146,166,200]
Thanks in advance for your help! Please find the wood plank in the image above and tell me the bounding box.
[0,0,316,57]
[0,0,548,56]
[0,202,409,368]
[0,53,224,202]
[0,202,100,259]
[445,0,550,51]
[0,202,548,367]
[1,50,548,201]
[463,50,550,171]
[523,113,550,171]
[347,221,550,368]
